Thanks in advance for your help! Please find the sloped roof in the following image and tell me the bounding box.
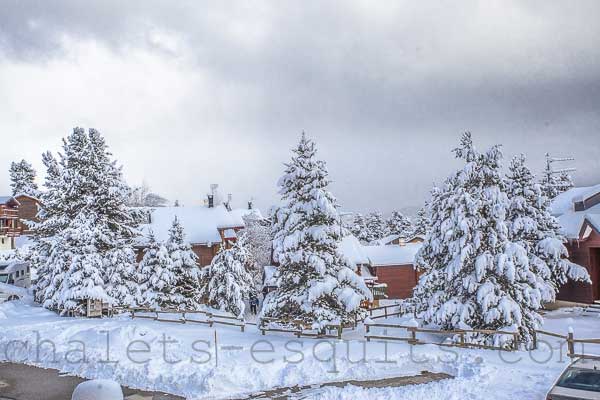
[338,235,370,265]
[551,185,600,239]
[364,243,421,266]
[0,196,19,206]
[138,205,260,245]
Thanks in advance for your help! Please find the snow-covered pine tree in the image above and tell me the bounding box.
[105,246,139,307]
[412,206,429,237]
[262,133,371,328]
[9,159,39,197]
[54,211,112,315]
[505,154,590,293]
[30,128,140,312]
[139,231,176,309]
[387,210,413,238]
[349,213,370,243]
[413,133,554,346]
[365,211,388,243]
[242,211,273,289]
[166,216,202,309]
[199,234,254,317]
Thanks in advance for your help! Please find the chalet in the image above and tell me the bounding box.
[363,242,421,299]
[376,234,425,246]
[0,196,21,250]
[137,203,261,266]
[13,193,41,234]
[551,184,600,304]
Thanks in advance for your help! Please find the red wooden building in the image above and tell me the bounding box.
[552,184,600,304]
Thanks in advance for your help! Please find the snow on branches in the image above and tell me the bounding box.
[262,133,371,328]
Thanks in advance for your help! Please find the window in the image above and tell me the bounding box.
[557,368,600,393]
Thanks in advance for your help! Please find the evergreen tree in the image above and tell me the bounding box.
[166,216,202,309]
[387,210,413,238]
[505,155,589,293]
[412,206,429,237]
[30,128,140,313]
[413,133,557,346]
[262,134,371,328]
[139,231,176,309]
[9,159,39,197]
[349,213,370,243]
[200,235,254,317]
[55,212,112,315]
[365,211,388,243]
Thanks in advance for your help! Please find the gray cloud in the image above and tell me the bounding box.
[1,1,599,213]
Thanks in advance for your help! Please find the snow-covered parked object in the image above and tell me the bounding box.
[262,133,371,328]
[71,379,123,400]
[0,257,31,289]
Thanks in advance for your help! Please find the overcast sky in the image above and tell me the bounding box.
[1,1,599,213]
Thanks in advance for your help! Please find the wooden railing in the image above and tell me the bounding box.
[259,317,346,339]
[367,304,403,320]
[125,307,245,332]
[365,321,520,351]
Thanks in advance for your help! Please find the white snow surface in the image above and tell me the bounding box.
[550,184,600,238]
[364,243,422,266]
[1,301,598,399]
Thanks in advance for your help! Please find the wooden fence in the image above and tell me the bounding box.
[259,317,347,339]
[126,307,245,332]
[366,304,404,320]
[535,329,600,360]
[365,321,520,351]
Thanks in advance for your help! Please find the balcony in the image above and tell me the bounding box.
[0,209,19,219]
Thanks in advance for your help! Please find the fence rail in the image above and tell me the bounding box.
[126,307,245,331]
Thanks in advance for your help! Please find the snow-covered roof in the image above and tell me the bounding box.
[338,235,369,265]
[0,195,19,205]
[138,205,259,245]
[375,234,403,245]
[13,192,42,202]
[364,243,421,266]
[551,185,600,238]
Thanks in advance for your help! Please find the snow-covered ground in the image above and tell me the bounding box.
[1,300,598,399]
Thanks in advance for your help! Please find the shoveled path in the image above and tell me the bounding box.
[241,371,453,399]
[0,363,183,400]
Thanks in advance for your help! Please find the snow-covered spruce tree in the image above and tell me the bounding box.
[105,246,139,306]
[387,210,413,238]
[413,133,554,347]
[9,159,39,197]
[262,133,371,328]
[349,213,370,243]
[505,155,590,292]
[30,128,140,313]
[412,206,430,237]
[199,235,254,317]
[54,211,112,315]
[166,216,202,309]
[365,211,388,243]
[242,211,273,289]
[139,231,176,309]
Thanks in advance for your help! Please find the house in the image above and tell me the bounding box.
[551,184,600,303]
[376,234,425,246]
[13,193,41,234]
[137,203,261,266]
[363,242,422,299]
[0,196,21,250]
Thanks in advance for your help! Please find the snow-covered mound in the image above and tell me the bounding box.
[71,379,123,400]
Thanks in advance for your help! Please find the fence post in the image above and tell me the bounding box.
[337,325,342,340]
[513,333,519,351]
[459,332,465,348]
[410,328,417,345]
[532,331,538,350]
[366,324,370,333]
[568,332,575,358]
[384,307,388,319]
